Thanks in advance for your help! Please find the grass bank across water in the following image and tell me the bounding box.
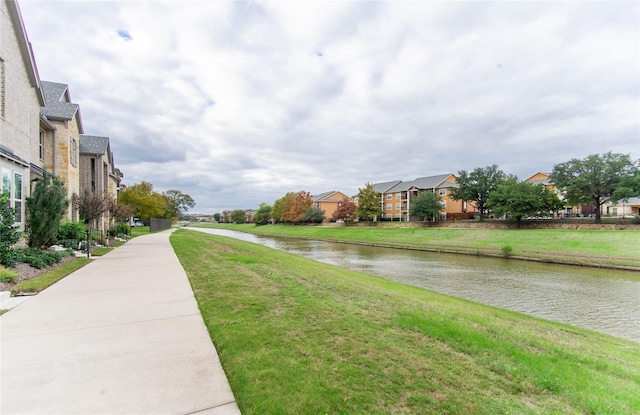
[194,223,640,269]
[171,229,640,415]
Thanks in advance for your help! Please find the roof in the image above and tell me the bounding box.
[371,180,402,193]
[79,135,110,155]
[40,81,82,129]
[5,0,44,105]
[387,173,454,193]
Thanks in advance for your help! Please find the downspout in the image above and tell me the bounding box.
[51,128,56,177]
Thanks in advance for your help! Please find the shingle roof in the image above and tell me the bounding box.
[40,81,79,121]
[79,135,109,155]
[372,180,402,193]
[387,173,454,193]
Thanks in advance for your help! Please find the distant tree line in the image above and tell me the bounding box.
[217,151,640,226]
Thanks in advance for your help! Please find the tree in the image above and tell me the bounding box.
[409,191,443,221]
[107,197,136,224]
[231,209,246,224]
[610,170,640,218]
[303,207,325,223]
[213,213,221,222]
[26,174,69,248]
[272,192,296,223]
[162,189,195,222]
[76,190,109,238]
[488,179,564,227]
[332,197,357,222]
[550,152,640,223]
[449,165,508,221]
[356,183,383,222]
[282,191,312,223]
[254,203,272,226]
[118,181,166,222]
[0,191,20,267]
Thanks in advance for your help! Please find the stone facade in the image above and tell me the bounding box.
[0,0,45,230]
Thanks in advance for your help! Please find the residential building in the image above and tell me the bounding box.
[605,197,640,217]
[375,174,469,221]
[79,134,118,231]
[311,190,351,222]
[40,80,83,220]
[0,0,45,230]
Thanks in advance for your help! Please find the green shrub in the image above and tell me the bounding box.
[501,245,513,257]
[0,265,19,283]
[0,191,21,267]
[57,221,87,241]
[16,248,64,269]
[108,222,130,237]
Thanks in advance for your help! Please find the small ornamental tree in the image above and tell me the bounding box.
[0,191,21,267]
[409,191,443,221]
[26,174,69,248]
[356,183,383,222]
[332,197,357,222]
[76,191,109,243]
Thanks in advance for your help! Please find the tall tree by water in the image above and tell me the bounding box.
[332,197,358,222]
[488,179,564,227]
[162,189,196,222]
[118,181,166,223]
[550,152,640,223]
[449,165,508,221]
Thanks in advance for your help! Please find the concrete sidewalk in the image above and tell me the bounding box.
[1,230,240,414]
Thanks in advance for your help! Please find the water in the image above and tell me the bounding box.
[190,227,640,343]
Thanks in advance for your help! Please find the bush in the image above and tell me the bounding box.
[15,248,65,269]
[501,245,513,257]
[0,191,21,267]
[57,221,87,242]
[108,222,130,237]
[0,265,19,283]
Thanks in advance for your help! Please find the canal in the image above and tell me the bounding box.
[190,227,640,343]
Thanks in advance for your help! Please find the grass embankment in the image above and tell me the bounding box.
[171,229,640,415]
[10,258,91,296]
[196,223,640,269]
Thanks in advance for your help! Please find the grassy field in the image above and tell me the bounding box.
[171,229,640,415]
[193,223,640,269]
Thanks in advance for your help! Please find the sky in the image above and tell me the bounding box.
[18,0,640,214]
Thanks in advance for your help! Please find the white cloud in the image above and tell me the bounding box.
[18,0,640,213]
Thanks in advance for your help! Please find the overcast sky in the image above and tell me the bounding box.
[19,0,640,214]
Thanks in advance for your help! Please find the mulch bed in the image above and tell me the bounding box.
[0,256,78,292]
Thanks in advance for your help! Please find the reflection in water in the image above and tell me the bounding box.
[191,228,640,343]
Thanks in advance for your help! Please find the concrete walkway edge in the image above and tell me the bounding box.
[1,230,241,414]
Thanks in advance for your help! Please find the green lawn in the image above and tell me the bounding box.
[171,229,640,415]
[194,223,640,269]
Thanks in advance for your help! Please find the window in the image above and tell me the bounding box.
[386,194,392,200]
[386,214,392,219]
[14,173,22,222]
[70,138,78,166]
[439,188,446,196]
[386,204,392,210]
[1,168,23,225]
[440,200,446,207]
[39,130,45,160]
[396,193,401,199]
[395,203,400,209]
